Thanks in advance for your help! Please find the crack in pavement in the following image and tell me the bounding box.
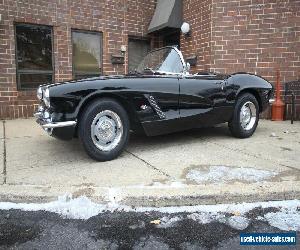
[2,121,7,184]
[5,134,46,140]
[125,150,171,178]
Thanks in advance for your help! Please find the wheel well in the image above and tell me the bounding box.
[237,89,262,112]
[76,93,137,131]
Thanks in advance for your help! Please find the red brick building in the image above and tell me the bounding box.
[0,0,299,119]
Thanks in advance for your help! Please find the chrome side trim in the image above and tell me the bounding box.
[147,95,166,119]
[42,121,77,129]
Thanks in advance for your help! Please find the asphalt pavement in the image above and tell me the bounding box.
[0,207,298,250]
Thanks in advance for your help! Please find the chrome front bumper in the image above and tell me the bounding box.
[34,106,77,133]
[269,98,275,104]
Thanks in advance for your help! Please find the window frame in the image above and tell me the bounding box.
[71,29,103,80]
[128,36,151,73]
[14,22,54,91]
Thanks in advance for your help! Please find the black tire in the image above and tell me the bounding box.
[228,93,259,138]
[79,98,130,161]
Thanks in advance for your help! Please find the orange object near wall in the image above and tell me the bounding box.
[271,70,285,121]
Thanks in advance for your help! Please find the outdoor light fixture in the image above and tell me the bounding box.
[120,45,126,53]
[111,45,126,64]
[181,22,191,37]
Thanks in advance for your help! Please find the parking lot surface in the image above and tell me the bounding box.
[0,119,299,206]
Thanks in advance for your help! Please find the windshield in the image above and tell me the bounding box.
[136,47,184,74]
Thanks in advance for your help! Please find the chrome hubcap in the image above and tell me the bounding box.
[240,101,256,131]
[91,110,123,151]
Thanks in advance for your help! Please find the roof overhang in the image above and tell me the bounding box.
[148,0,182,34]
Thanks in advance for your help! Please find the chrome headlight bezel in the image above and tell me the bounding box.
[37,87,43,100]
[43,88,51,108]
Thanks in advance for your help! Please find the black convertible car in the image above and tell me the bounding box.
[35,46,274,161]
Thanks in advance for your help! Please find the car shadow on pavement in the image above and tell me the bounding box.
[40,124,232,163]
[129,124,232,147]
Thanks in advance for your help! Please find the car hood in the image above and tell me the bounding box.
[43,75,131,88]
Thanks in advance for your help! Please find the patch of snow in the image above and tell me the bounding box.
[264,207,300,231]
[0,194,105,220]
[0,195,299,226]
[187,212,224,224]
[186,166,277,184]
[225,216,249,230]
[156,216,182,228]
[256,215,265,221]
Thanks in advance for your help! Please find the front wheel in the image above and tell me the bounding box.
[79,98,130,161]
[228,93,259,138]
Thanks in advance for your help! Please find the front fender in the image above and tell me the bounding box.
[230,73,273,93]
[228,73,274,112]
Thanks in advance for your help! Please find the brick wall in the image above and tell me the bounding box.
[181,0,213,72]
[210,0,300,119]
[0,0,156,119]
[210,0,300,84]
[181,0,300,119]
[181,0,300,82]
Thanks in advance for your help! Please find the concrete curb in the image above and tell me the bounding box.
[0,180,299,206]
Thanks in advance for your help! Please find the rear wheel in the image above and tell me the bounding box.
[228,93,259,138]
[79,98,129,161]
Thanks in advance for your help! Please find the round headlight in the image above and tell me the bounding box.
[43,88,51,108]
[37,87,43,100]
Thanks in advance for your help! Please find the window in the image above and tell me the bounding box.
[72,30,102,79]
[15,23,53,90]
[137,47,183,74]
[163,31,180,48]
[128,38,150,72]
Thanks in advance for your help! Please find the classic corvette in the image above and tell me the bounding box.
[34,46,274,161]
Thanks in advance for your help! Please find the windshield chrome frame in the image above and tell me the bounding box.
[172,46,188,75]
[141,46,188,76]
